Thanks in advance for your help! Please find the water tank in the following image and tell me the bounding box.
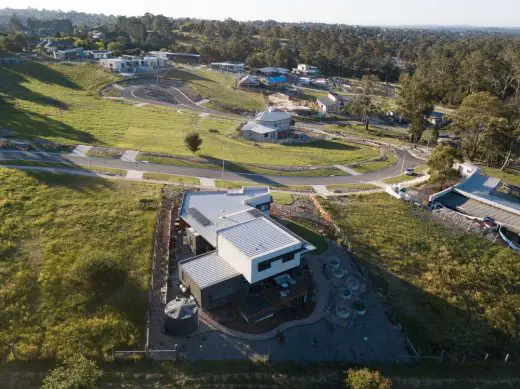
[164,297,199,336]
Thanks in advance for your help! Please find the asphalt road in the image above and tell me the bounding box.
[0,149,423,186]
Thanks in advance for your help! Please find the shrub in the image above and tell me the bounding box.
[42,354,102,389]
[346,368,392,389]
[72,251,126,293]
[184,132,203,153]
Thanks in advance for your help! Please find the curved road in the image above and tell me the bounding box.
[0,148,423,186]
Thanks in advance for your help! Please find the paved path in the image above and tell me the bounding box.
[312,185,332,197]
[0,149,423,186]
[199,177,216,188]
[334,164,362,176]
[126,170,143,179]
[121,150,139,162]
[69,145,92,158]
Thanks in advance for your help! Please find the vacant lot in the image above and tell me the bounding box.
[324,194,520,355]
[167,66,266,113]
[0,168,160,361]
[1,62,381,168]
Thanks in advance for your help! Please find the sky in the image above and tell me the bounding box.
[3,0,520,27]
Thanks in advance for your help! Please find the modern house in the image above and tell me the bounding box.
[316,92,344,114]
[209,61,244,73]
[241,110,293,142]
[258,67,289,77]
[429,167,520,250]
[86,50,112,59]
[178,187,315,323]
[149,51,201,64]
[295,64,319,76]
[99,55,166,73]
[53,48,85,60]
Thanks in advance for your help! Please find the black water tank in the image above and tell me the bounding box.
[164,297,199,336]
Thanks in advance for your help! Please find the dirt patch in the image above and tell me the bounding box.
[87,146,125,158]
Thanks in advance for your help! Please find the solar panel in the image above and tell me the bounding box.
[247,208,263,218]
[188,208,213,226]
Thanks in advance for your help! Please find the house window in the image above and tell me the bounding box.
[256,203,271,212]
[264,133,268,138]
[258,261,271,272]
[282,254,293,263]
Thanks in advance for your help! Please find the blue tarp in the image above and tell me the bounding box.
[266,76,288,85]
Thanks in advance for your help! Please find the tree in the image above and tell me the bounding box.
[427,144,463,189]
[345,368,392,389]
[42,354,102,389]
[449,92,505,161]
[184,132,203,153]
[107,41,126,56]
[396,74,434,143]
[7,14,24,33]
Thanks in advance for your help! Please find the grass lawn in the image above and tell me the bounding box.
[271,192,295,205]
[1,62,381,168]
[0,168,160,361]
[284,219,328,255]
[323,194,520,355]
[353,154,398,173]
[215,180,313,192]
[142,172,200,185]
[480,167,520,186]
[327,183,379,191]
[382,174,417,184]
[167,66,266,112]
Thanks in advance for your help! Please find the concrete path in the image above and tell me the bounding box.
[69,145,92,158]
[199,177,216,188]
[198,252,330,341]
[121,150,139,162]
[312,185,332,197]
[126,170,143,179]
[334,164,362,176]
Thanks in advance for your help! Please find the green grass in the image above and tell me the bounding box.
[480,167,520,186]
[0,160,126,175]
[0,168,161,361]
[382,174,417,184]
[271,192,295,205]
[142,172,200,185]
[167,66,266,112]
[324,194,520,355]
[327,183,379,191]
[353,154,397,173]
[284,219,328,255]
[215,180,313,192]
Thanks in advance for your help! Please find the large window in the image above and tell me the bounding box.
[257,252,295,272]
[256,203,270,212]
[258,261,271,272]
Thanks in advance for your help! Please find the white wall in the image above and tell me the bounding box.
[250,244,301,284]
[217,235,251,281]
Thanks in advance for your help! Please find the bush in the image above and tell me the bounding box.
[184,132,203,153]
[72,251,126,293]
[346,368,392,389]
[42,354,102,389]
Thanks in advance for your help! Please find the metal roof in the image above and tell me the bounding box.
[242,122,277,134]
[317,96,338,106]
[256,111,291,122]
[218,217,300,258]
[265,76,289,84]
[436,191,520,233]
[180,251,241,289]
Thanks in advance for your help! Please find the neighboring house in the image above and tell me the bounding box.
[311,77,329,89]
[429,169,520,249]
[43,40,76,53]
[316,92,344,115]
[53,48,85,60]
[149,51,201,64]
[241,110,292,142]
[99,55,166,73]
[86,50,112,59]
[295,64,319,76]
[238,75,261,88]
[262,75,289,88]
[210,61,244,73]
[178,187,315,322]
[258,66,289,77]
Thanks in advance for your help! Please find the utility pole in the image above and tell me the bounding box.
[401,151,406,174]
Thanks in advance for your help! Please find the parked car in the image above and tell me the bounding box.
[405,168,415,176]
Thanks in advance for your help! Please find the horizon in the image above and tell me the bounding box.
[1,0,520,28]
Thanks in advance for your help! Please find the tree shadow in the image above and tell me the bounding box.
[282,139,363,152]
[1,61,82,91]
[166,68,214,82]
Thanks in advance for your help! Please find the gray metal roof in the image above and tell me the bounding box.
[436,191,520,233]
[457,174,501,196]
[256,111,291,122]
[317,96,337,106]
[179,251,241,289]
[242,122,277,134]
[218,217,300,258]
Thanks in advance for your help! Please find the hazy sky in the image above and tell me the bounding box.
[4,0,519,27]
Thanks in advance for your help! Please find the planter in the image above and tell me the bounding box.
[328,258,340,269]
[352,301,367,316]
[339,287,352,300]
[336,305,351,319]
[331,268,345,279]
[348,277,359,291]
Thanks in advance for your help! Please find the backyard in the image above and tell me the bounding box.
[0,62,382,168]
[323,194,520,356]
[0,168,160,361]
